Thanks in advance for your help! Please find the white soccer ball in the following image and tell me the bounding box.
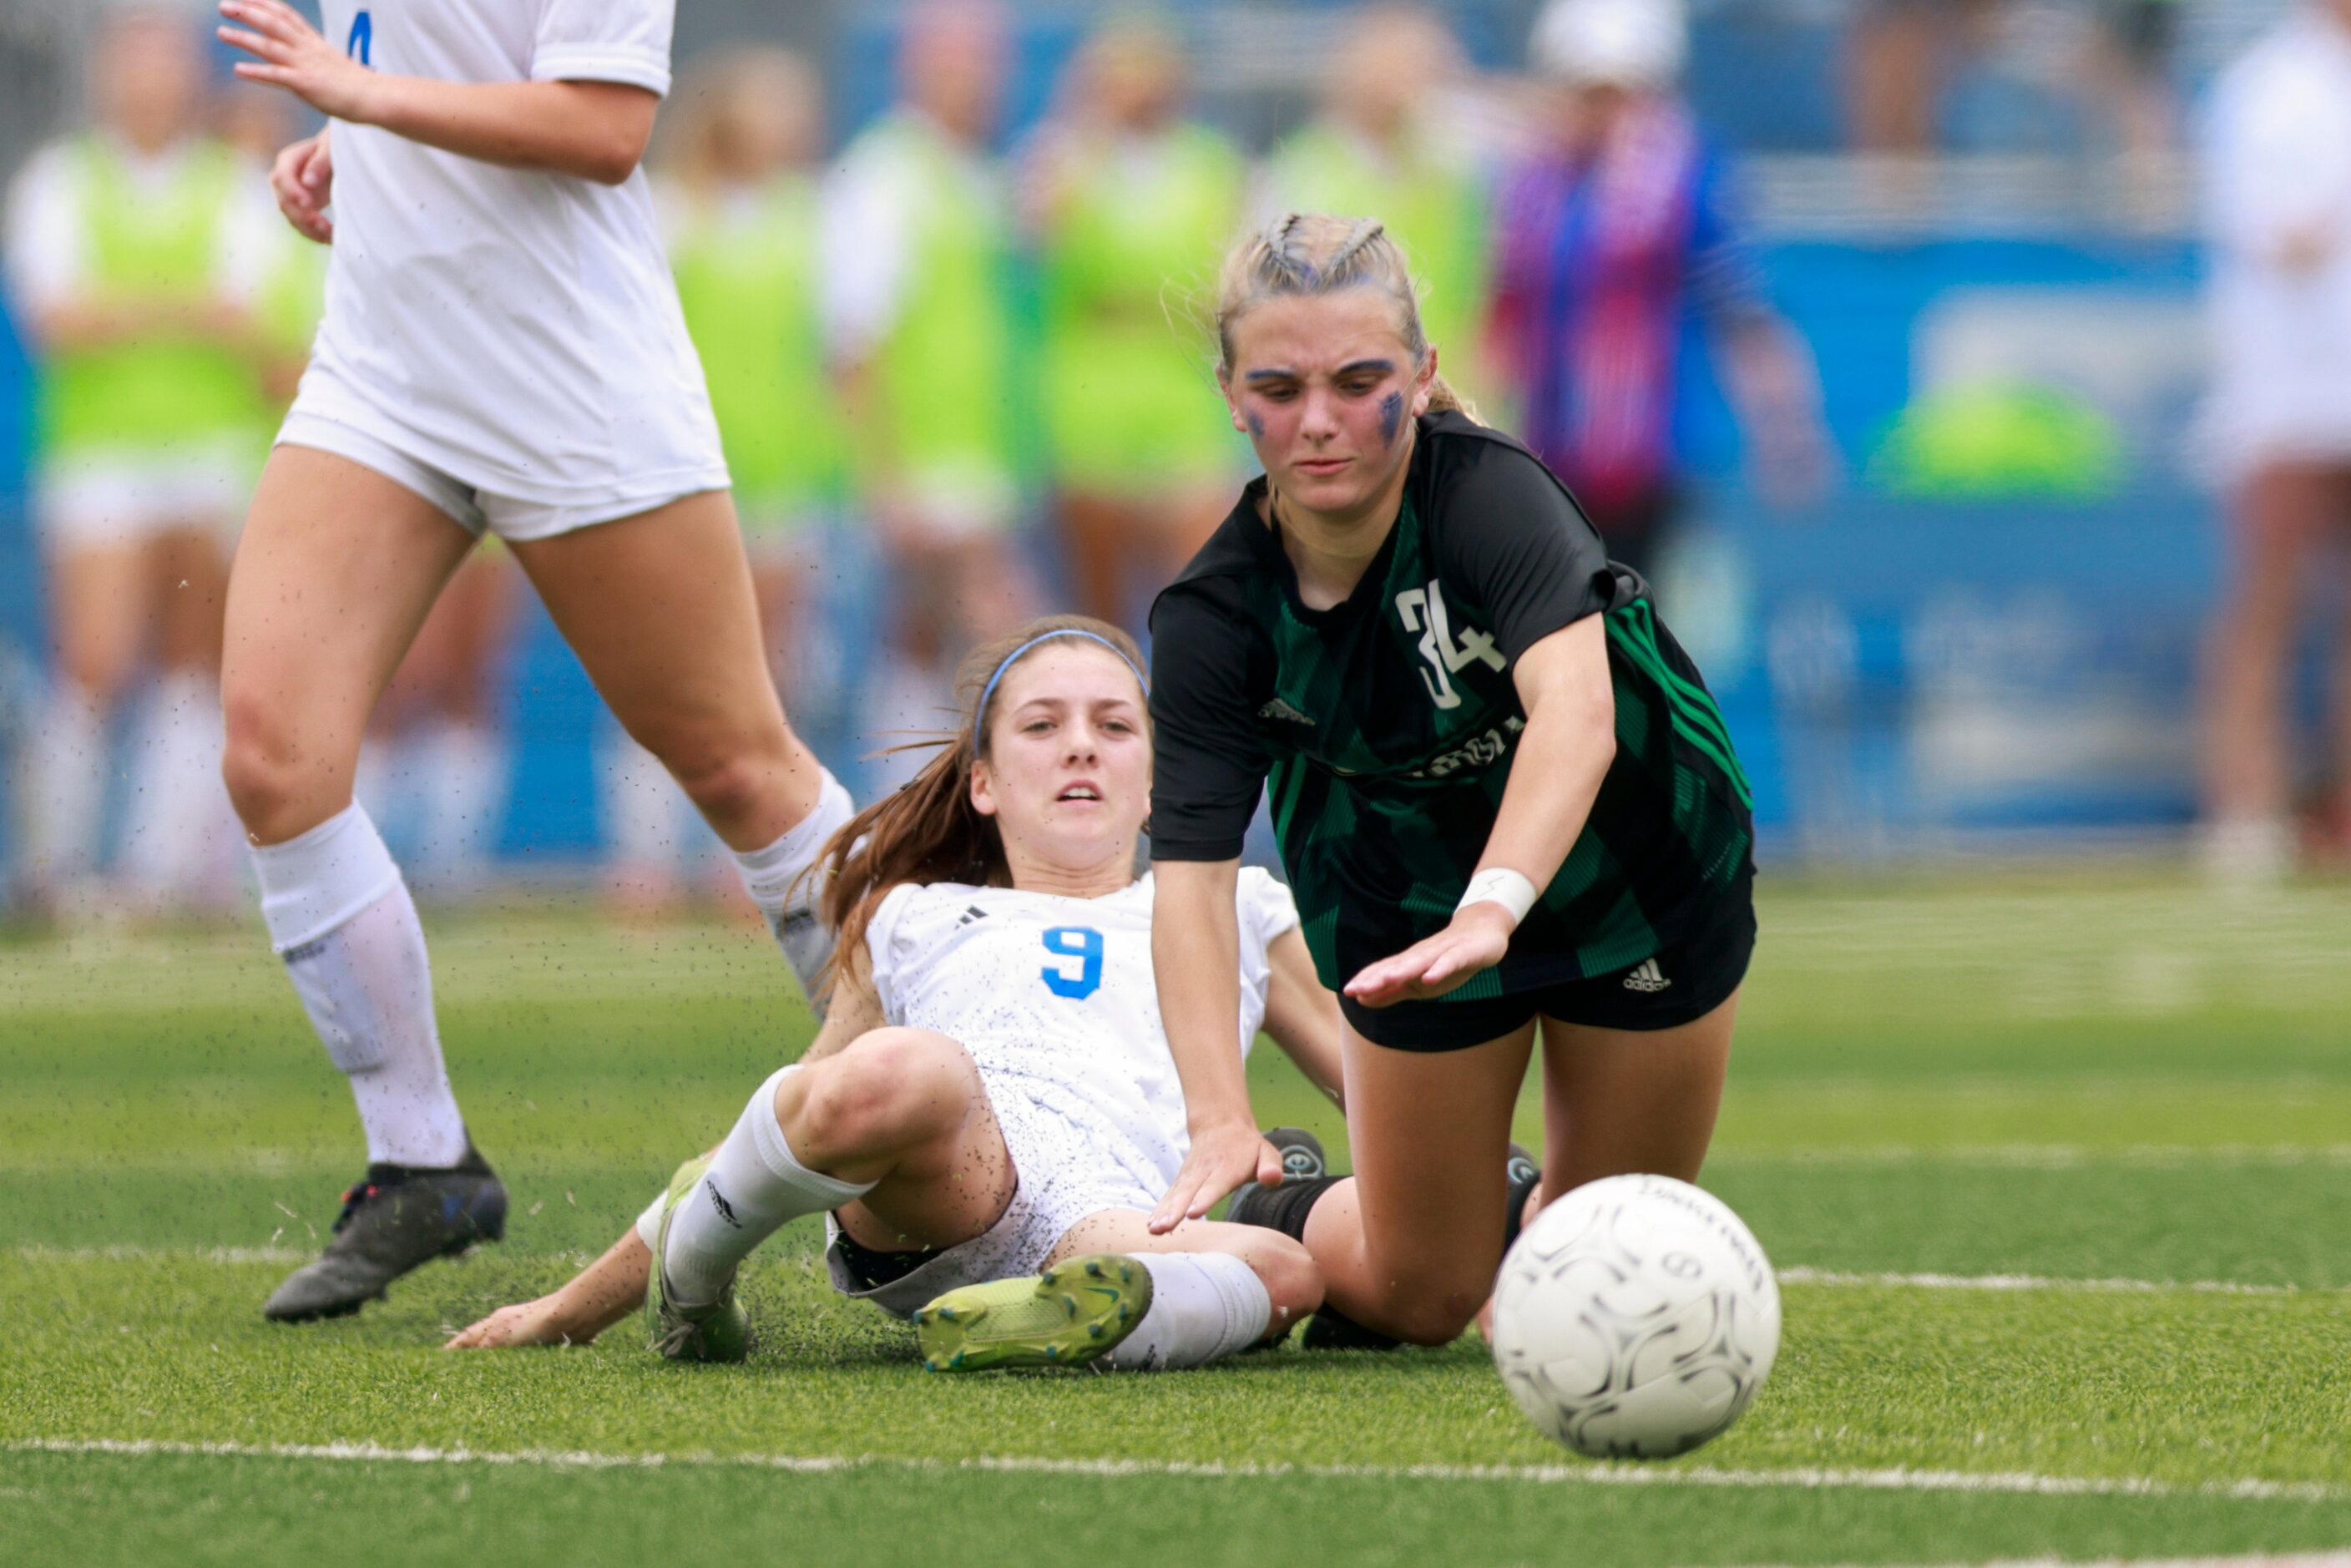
[1489,1173,1780,1459]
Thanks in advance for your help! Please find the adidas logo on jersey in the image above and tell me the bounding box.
[1621,958,1671,994]
[1256,698,1316,726]
[957,905,989,926]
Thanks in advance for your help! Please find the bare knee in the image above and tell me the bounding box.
[1246,1235,1324,1335]
[220,690,345,842]
[785,1029,967,1167]
[637,722,786,829]
[1368,1277,1488,1348]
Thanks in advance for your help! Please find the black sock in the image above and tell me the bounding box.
[1234,1174,1343,1242]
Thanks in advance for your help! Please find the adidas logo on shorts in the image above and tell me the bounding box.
[1621,958,1671,994]
[1256,698,1316,726]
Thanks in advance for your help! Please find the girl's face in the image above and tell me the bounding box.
[970,644,1150,873]
[1221,290,1436,524]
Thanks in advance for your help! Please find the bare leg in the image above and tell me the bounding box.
[778,1027,1020,1254]
[1534,992,1737,1206]
[2202,463,2336,862]
[26,540,154,902]
[1299,1021,1534,1345]
[508,491,822,852]
[220,447,473,844]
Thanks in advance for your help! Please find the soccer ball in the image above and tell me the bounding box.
[1489,1173,1780,1459]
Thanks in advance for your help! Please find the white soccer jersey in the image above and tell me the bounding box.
[864,870,1301,1201]
[298,0,725,503]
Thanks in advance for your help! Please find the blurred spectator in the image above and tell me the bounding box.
[2196,0,2351,881]
[1842,0,2000,156]
[1492,0,1828,584]
[604,48,850,918]
[1023,13,1246,632]
[1262,5,1492,407]
[825,0,1034,770]
[2,8,275,920]
[2083,1,2180,163]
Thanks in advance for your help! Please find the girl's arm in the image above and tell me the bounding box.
[1344,615,1615,1007]
[1260,927,1345,1110]
[218,1,659,185]
[1148,858,1284,1233]
[444,1225,652,1348]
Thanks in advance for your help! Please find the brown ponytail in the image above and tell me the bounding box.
[817,614,1147,994]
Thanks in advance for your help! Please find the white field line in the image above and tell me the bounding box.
[9,1245,2336,1298]
[1775,1269,2328,1298]
[1756,1557,2351,1568]
[4,1438,2345,1505]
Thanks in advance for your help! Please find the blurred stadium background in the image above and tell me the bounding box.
[0,0,2314,908]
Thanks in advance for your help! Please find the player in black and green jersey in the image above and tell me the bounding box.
[1144,214,1754,1348]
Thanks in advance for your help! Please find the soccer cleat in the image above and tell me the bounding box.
[1226,1125,1328,1226]
[645,1153,752,1363]
[262,1144,507,1323]
[1503,1142,1544,1254]
[913,1254,1153,1373]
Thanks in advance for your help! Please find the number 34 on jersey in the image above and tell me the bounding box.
[1396,580,1504,710]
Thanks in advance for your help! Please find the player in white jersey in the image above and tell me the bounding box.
[449,617,1349,1372]
[210,0,856,1323]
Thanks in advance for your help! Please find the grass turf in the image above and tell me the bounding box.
[3,870,2348,1564]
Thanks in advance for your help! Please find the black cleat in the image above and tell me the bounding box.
[1503,1142,1544,1255]
[263,1144,507,1323]
[1226,1127,1327,1227]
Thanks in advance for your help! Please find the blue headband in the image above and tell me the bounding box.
[975,630,1147,731]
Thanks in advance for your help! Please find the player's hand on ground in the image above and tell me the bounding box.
[1148,1117,1282,1234]
[442,1294,589,1350]
[1343,903,1514,1008]
[269,129,334,245]
[220,1,377,123]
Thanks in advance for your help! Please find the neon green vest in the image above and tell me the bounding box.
[669,179,843,518]
[41,139,265,458]
[1265,124,1491,405]
[1039,124,1244,491]
[855,117,1015,501]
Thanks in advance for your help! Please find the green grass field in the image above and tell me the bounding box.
[4,869,2348,1565]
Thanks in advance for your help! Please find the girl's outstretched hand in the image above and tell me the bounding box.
[1148,1117,1282,1235]
[1342,902,1514,1009]
[219,0,377,122]
[443,1293,589,1350]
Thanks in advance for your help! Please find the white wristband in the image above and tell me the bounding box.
[1457,867,1539,928]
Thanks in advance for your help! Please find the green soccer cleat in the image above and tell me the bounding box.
[913,1254,1154,1373]
[645,1153,751,1363]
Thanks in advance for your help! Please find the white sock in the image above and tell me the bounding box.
[1105,1252,1273,1371]
[412,719,503,892]
[251,804,469,1169]
[731,768,855,1007]
[23,681,105,890]
[118,672,231,906]
[657,1065,872,1306]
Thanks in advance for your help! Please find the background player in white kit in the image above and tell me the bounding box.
[211,0,855,1323]
[448,618,1342,1373]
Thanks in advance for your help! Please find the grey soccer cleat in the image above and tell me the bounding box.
[645,1153,751,1363]
[262,1145,507,1323]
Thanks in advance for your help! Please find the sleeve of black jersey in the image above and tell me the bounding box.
[1438,441,1618,663]
[1146,584,1272,862]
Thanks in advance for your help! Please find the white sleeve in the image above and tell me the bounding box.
[3,147,83,322]
[862,883,919,1024]
[531,0,675,97]
[820,140,915,361]
[1236,867,1302,954]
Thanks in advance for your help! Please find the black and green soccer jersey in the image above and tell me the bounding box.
[1147,412,1754,1002]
